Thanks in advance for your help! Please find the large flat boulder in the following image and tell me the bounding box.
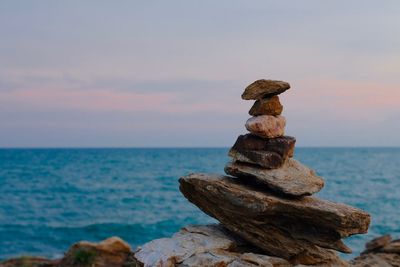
[179,173,370,265]
[242,80,290,100]
[225,159,324,197]
[134,224,292,267]
[228,134,295,169]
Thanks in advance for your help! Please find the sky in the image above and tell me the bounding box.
[0,1,399,147]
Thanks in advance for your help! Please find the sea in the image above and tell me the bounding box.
[0,148,399,260]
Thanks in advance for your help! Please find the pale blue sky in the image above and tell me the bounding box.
[1,1,399,147]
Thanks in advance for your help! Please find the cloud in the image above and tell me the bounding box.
[0,82,245,115]
[0,72,247,114]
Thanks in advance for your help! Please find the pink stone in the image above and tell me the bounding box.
[245,115,286,138]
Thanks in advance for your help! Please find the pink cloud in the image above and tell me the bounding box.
[1,79,398,118]
[0,87,244,114]
[0,88,176,112]
[284,79,400,112]
[273,78,400,128]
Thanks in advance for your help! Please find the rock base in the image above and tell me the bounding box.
[133,224,351,267]
[1,233,399,267]
[134,224,293,267]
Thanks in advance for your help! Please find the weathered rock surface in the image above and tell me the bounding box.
[245,115,286,138]
[229,134,295,169]
[59,237,132,267]
[0,257,57,267]
[351,253,400,267]
[225,159,323,197]
[229,149,284,169]
[365,234,392,252]
[3,233,398,267]
[179,173,370,265]
[230,134,296,157]
[134,224,292,267]
[242,80,290,100]
[381,240,400,254]
[249,96,283,116]
[0,237,134,267]
[350,235,400,266]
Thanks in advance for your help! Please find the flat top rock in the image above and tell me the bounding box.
[180,173,370,237]
[229,149,284,169]
[225,159,324,197]
[231,134,296,157]
[242,79,290,100]
[229,134,296,169]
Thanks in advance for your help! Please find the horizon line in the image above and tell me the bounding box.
[1,146,400,149]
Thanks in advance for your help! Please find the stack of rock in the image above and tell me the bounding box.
[178,80,371,266]
[225,79,323,197]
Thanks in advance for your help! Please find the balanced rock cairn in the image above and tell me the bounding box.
[179,79,371,266]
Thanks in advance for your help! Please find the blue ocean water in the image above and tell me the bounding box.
[0,148,399,260]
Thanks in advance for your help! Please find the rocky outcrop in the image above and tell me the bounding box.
[3,233,400,267]
[365,234,393,252]
[242,79,291,100]
[228,134,295,169]
[0,237,134,267]
[245,115,286,138]
[179,173,370,265]
[0,257,57,267]
[135,232,400,267]
[225,159,324,197]
[59,237,132,267]
[249,96,283,116]
[350,235,400,266]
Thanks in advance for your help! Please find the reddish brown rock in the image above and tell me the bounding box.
[382,240,400,254]
[229,149,283,169]
[225,159,324,197]
[365,234,392,252]
[179,173,370,265]
[249,96,283,116]
[0,237,134,267]
[230,134,296,156]
[242,79,291,100]
[0,257,58,267]
[351,235,400,266]
[245,115,286,138]
[351,253,400,267]
[59,237,132,267]
[228,135,295,169]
